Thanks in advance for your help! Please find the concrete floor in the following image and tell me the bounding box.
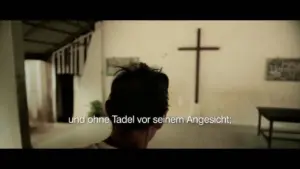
[31,123,300,149]
[31,123,110,148]
[150,123,300,148]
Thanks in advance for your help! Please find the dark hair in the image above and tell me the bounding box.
[105,62,169,130]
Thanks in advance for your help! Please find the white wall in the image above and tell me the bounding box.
[25,60,53,125]
[25,61,39,121]
[100,21,300,128]
[73,24,103,118]
[70,21,300,129]
[0,21,25,148]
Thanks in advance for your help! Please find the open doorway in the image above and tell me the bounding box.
[56,75,74,122]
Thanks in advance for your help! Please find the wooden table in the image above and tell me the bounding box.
[257,107,300,148]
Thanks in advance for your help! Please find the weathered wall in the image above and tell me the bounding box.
[25,60,53,124]
[73,24,103,118]
[101,21,300,128]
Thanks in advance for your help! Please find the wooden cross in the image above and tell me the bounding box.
[178,28,220,104]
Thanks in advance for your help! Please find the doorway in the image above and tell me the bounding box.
[56,75,74,122]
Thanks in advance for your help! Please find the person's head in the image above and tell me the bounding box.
[105,62,169,146]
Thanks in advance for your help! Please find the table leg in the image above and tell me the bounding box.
[257,112,261,136]
[267,120,273,149]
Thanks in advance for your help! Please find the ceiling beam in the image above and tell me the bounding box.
[24,38,59,46]
[44,21,96,61]
[25,52,48,61]
[62,20,86,29]
[24,20,49,37]
[23,21,75,36]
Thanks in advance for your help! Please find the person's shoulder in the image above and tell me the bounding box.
[86,142,117,149]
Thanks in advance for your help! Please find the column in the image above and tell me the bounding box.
[0,21,31,148]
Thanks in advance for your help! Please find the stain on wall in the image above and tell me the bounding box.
[65,21,300,130]
[25,61,54,127]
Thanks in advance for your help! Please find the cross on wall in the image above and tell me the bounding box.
[178,28,220,104]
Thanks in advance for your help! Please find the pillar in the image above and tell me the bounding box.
[0,21,31,148]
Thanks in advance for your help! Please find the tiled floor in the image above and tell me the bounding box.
[31,123,300,149]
